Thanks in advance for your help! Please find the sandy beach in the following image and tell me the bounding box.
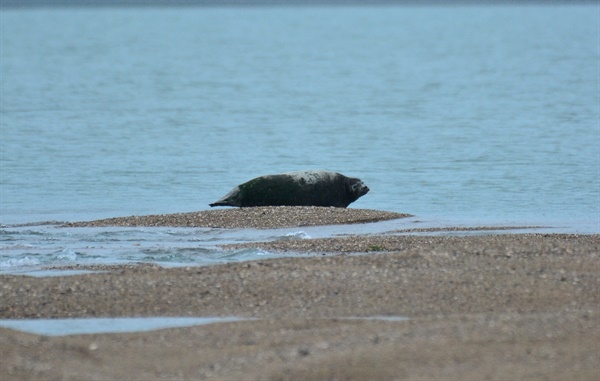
[2,208,599,380]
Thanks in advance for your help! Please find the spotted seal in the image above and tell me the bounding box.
[209,170,369,208]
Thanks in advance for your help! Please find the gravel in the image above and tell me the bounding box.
[3,210,598,381]
[63,206,411,229]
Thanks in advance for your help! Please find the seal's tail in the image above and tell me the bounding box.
[209,200,233,207]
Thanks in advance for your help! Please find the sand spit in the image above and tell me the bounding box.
[222,232,598,254]
[63,206,411,229]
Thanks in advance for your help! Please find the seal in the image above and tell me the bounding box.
[209,170,369,208]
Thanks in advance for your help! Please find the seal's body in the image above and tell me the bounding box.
[209,170,369,208]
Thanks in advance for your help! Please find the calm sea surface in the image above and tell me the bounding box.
[1,5,599,273]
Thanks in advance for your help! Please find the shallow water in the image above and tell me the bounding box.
[1,4,599,273]
[1,217,592,276]
[0,223,287,273]
[0,316,408,336]
[0,317,251,336]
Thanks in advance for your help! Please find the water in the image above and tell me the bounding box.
[0,224,310,273]
[1,4,599,273]
[0,316,251,336]
[0,315,408,336]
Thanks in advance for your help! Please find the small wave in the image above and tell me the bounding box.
[0,229,49,237]
[286,231,311,239]
[0,244,38,251]
[53,248,78,261]
[120,246,215,265]
[214,248,277,261]
[279,231,312,240]
[1,221,66,228]
[0,256,42,268]
[93,229,153,241]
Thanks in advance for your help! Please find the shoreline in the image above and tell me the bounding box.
[2,232,599,380]
[4,206,595,235]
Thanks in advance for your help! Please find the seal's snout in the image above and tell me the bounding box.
[352,180,369,197]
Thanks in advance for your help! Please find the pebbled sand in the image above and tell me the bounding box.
[2,208,599,380]
[63,206,411,229]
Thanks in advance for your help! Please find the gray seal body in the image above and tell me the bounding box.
[209,170,369,208]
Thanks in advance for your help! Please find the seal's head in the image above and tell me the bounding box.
[346,178,369,201]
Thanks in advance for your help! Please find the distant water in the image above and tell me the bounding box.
[1,5,599,273]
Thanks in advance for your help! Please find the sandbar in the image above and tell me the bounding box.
[1,228,598,380]
[63,206,411,229]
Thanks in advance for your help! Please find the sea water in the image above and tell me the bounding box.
[1,4,599,274]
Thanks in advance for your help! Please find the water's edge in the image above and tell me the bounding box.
[2,213,596,276]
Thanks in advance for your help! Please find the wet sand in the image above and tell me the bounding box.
[2,208,599,380]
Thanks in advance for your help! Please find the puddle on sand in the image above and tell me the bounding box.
[0,316,410,336]
[341,316,409,322]
[15,269,106,277]
[0,317,249,336]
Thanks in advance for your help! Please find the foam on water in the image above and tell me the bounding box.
[0,256,42,269]
[282,231,312,240]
